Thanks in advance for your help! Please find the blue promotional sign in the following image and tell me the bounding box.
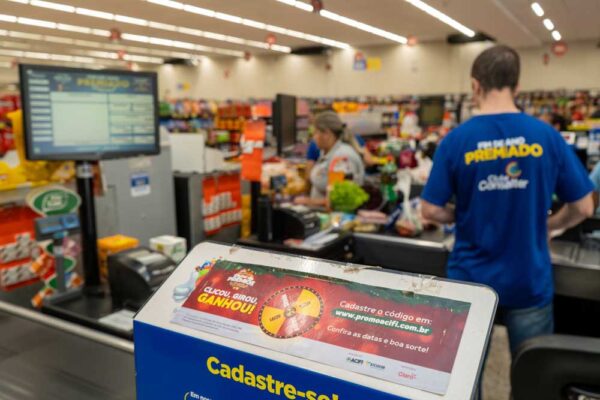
[135,321,407,400]
[130,172,150,197]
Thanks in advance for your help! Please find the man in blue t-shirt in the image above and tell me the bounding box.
[422,45,594,358]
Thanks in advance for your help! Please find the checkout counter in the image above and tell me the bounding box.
[549,217,600,338]
[239,216,600,338]
[0,302,134,400]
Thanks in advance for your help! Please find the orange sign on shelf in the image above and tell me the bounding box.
[240,120,266,182]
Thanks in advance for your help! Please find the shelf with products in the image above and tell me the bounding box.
[0,94,20,157]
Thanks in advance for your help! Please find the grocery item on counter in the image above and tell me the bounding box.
[328,181,369,213]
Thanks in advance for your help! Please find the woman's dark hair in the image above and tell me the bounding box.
[471,45,520,93]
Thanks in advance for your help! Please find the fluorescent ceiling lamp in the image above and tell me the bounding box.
[148,21,177,31]
[278,0,313,12]
[8,31,42,40]
[30,0,74,12]
[0,40,30,49]
[320,9,408,43]
[147,0,183,9]
[14,0,292,53]
[531,2,544,17]
[542,18,554,31]
[17,17,56,29]
[0,12,246,57]
[276,0,406,44]
[56,23,91,34]
[0,14,18,23]
[405,0,475,37]
[551,30,561,41]
[145,0,350,49]
[1,42,163,65]
[0,49,95,63]
[75,8,114,20]
[115,15,148,26]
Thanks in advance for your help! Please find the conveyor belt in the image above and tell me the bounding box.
[0,306,135,400]
[550,240,600,302]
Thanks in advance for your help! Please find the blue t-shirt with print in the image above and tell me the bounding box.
[589,162,600,214]
[422,113,593,309]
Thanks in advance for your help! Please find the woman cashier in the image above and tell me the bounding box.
[295,111,365,207]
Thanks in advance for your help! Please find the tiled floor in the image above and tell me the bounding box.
[482,326,512,400]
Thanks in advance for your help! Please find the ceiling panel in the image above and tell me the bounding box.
[0,0,598,70]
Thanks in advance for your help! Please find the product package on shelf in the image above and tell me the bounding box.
[0,205,40,290]
[201,172,242,237]
[98,234,140,279]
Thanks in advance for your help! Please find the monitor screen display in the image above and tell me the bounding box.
[419,96,445,127]
[20,64,159,161]
[274,94,297,156]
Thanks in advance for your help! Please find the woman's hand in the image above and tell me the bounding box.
[294,196,311,205]
[293,196,327,208]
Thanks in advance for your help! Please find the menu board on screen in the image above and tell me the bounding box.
[19,64,159,160]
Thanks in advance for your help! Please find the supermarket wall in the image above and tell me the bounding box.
[158,40,600,100]
[0,40,598,96]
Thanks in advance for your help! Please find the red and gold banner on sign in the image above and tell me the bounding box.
[240,120,265,182]
[173,260,471,394]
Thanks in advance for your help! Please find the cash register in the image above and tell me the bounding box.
[108,247,177,310]
[272,204,320,241]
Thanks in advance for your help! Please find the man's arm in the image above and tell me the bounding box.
[421,200,455,224]
[548,193,594,231]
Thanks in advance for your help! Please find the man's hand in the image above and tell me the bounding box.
[421,200,455,225]
[548,193,594,232]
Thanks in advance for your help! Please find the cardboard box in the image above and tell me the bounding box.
[149,235,187,263]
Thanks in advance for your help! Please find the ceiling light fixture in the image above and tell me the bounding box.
[145,0,350,49]
[6,0,291,53]
[0,48,95,63]
[0,43,163,65]
[531,2,544,17]
[0,12,245,57]
[16,16,56,28]
[542,18,554,31]
[404,0,475,37]
[319,9,408,43]
[276,0,406,44]
[30,0,74,12]
[551,30,561,41]
[0,28,203,62]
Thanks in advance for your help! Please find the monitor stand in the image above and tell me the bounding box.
[75,160,102,295]
[42,161,131,339]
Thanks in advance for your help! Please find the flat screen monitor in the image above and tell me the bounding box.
[418,96,445,127]
[273,93,297,156]
[19,64,159,161]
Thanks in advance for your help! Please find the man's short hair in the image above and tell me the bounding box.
[471,45,520,93]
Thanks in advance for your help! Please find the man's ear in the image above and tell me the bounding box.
[471,78,480,95]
